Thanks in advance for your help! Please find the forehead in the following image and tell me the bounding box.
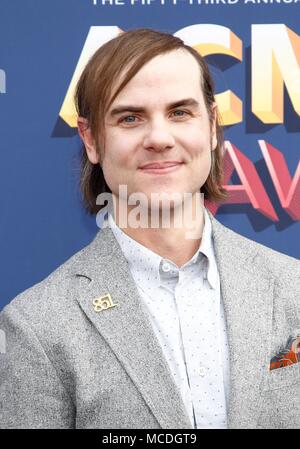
[111,50,204,105]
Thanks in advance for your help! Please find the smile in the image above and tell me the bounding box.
[139,163,183,175]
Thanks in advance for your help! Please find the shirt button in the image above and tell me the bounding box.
[199,366,206,377]
[162,262,171,272]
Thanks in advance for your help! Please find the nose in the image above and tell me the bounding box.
[142,117,176,152]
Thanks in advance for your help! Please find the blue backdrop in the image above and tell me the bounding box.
[1,0,299,310]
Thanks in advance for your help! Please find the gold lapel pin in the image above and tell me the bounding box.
[92,293,118,313]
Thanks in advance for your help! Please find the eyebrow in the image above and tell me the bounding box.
[108,98,200,117]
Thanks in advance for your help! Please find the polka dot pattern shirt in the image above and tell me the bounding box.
[108,208,230,429]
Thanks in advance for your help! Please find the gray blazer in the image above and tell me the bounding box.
[0,214,300,429]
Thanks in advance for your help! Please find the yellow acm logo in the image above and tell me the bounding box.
[59,24,300,128]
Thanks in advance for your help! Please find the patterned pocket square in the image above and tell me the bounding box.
[270,334,300,370]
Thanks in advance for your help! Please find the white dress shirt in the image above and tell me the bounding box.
[107,208,230,429]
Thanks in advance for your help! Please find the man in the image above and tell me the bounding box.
[0,29,299,429]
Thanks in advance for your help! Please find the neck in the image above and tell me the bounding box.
[111,193,205,268]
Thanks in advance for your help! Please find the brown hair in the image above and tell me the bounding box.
[75,28,227,214]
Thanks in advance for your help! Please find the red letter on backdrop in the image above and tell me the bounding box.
[207,141,278,221]
[259,140,300,220]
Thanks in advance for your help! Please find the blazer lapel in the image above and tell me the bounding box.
[210,214,274,428]
[75,227,192,429]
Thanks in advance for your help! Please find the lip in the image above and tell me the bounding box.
[139,161,182,169]
[139,161,183,174]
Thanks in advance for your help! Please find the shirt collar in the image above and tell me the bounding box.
[200,208,219,290]
[107,212,161,285]
[107,207,219,290]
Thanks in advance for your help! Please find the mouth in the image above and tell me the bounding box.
[139,161,184,175]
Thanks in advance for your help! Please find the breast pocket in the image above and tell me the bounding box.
[260,362,300,391]
[258,363,300,428]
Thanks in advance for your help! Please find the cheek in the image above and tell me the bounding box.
[179,123,211,150]
[189,140,212,179]
[103,133,138,167]
[186,136,212,161]
[101,138,136,191]
[192,152,212,178]
[101,148,124,174]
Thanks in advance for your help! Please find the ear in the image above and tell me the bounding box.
[77,117,100,164]
[210,103,218,151]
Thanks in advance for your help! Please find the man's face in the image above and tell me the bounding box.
[88,49,217,205]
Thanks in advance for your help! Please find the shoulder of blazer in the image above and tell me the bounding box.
[1,227,120,322]
[208,212,300,299]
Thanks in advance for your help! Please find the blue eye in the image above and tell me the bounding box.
[122,115,136,123]
[172,110,187,117]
